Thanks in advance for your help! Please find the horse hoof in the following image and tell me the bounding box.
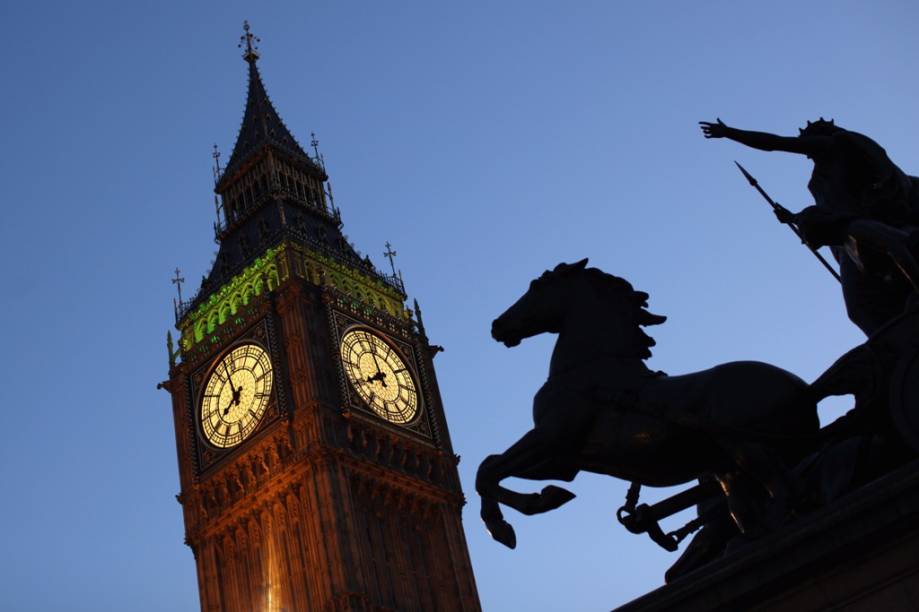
[540,485,576,511]
[518,486,577,515]
[485,519,517,549]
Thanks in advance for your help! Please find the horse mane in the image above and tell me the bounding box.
[583,268,667,359]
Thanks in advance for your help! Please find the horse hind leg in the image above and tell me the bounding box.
[718,441,795,534]
[716,472,762,536]
[665,485,737,583]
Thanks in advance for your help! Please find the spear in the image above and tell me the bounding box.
[734,161,842,283]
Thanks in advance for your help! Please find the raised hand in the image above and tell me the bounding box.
[773,205,797,226]
[699,118,729,139]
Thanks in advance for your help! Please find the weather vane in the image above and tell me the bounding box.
[239,20,260,62]
[383,242,398,277]
[172,267,186,303]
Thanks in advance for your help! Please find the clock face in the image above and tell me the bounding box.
[340,329,419,424]
[200,343,274,448]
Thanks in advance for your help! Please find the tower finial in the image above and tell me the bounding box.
[413,298,426,334]
[166,330,176,369]
[310,132,327,170]
[212,144,222,184]
[212,144,224,230]
[239,20,260,63]
[172,267,186,304]
[383,242,398,277]
[310,132,320,159]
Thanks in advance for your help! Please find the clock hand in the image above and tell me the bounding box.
[369,341,384,374]
[223,361,238,395]
[224,360,246,408]
[366,371,388,387]
[222,387,245,416]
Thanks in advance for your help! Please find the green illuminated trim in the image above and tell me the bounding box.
[178,242,407,352]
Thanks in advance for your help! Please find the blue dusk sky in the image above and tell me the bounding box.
[2,2,919,610]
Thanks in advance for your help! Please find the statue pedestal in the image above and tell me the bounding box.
[616,460,919,611]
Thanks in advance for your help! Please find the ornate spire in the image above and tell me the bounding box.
[219,21,314,189]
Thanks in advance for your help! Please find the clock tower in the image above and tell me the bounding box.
[161,23,480,611]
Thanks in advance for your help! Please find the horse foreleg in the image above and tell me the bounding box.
[512,458,580,515]
[479,489,518,549]
[477,428,577,518]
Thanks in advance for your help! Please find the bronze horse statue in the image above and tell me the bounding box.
[476,259,819,550]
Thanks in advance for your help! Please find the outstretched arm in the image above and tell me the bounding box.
[700,118,827,156]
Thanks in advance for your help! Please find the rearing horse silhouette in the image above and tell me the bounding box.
[476,259,818,549]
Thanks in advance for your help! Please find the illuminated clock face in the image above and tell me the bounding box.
[340,329,419,424]
[200,343,274,448]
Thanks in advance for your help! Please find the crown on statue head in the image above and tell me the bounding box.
[799,117,840,136]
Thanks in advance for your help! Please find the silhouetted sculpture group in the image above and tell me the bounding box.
[701,118,919,336]
[476,118,919,582]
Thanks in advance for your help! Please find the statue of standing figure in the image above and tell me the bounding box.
[700,118,919,336]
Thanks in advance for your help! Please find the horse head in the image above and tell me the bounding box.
[491,259,667,360]
[492,259,589,347]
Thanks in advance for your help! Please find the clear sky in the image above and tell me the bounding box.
[2,1,919,610]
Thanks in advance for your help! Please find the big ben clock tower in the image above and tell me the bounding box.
[160,23,480,612]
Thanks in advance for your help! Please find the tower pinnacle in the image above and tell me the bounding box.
[239,20,260,63]
[383,242,398,277]
[218,22,313,190]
